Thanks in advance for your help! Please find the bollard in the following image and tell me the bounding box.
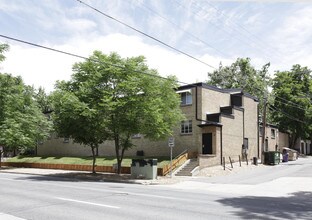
[229,156,233,168]
[223,157,225,170]
[246,154,249,165]
[239,155,241,167]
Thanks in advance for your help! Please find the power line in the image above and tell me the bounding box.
[0,34,189,85]
[174,0,278,62]
[272,94,309,111]
[203,1,283,61]
[75,0,217,69]
[272,98,307,111]
[268,104,307,124]
[136,0,228,57]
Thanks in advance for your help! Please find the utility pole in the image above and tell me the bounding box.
[261,96,268,162]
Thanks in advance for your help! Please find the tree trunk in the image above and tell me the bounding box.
[117,147,126,175]
[117,158,122,175]
[0,150,2,168]
[91,145,96,174]
[114,135,121,174]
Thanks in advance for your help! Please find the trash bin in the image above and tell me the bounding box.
[131,159,158,179]
[264,151,280,165]
[253,157,258,165]
[282,153,289,162]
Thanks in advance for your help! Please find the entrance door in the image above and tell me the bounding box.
[202,133,212,154]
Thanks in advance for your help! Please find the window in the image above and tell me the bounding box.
[63,137,70,143]
[259,126,263,136]
[181,92,192,105]
[271,129,276,139]
[132,134,142,139]
[181,120,192,134]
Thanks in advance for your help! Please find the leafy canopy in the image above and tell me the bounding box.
[0,43,52,154]
[207,58,271,110]
[271,64,312,146]
[52,51,184,173]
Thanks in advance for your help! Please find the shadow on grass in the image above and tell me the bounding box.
[216,191,312,220]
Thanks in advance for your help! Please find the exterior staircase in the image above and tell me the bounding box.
[175,158,199,176]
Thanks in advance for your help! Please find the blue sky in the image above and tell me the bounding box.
[1,0,312,92]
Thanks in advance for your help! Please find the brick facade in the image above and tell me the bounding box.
[38,83,261,168]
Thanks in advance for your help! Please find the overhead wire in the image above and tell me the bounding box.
[268,104,307,124]
[75,0,217,69]
[136,0,228,57]
[174,0,280,62]
[0,34,189,86]
[271,94,310,111]
[203,1,284,61]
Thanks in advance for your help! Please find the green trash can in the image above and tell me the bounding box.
[264,151,280,165]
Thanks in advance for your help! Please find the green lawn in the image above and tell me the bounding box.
[6,156,170,168]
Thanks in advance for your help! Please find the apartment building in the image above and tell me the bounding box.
[38,82,260,168]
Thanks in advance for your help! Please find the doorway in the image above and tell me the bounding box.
[202,133,213,154]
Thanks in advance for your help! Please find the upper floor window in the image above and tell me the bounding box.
[131,134,142,139]
[181,120,192,134]
[271,129,276,139]
[259,126,263,136]
[181,92,192,105]
[63,137,70,143]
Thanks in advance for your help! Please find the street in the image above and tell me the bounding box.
[0,157,312,220]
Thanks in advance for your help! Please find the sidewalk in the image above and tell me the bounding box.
[0,160,265,185]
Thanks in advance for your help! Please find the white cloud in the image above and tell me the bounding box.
[1,33,225,92]
[268,6,312,70]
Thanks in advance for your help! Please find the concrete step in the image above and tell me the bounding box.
[175,159,199,176]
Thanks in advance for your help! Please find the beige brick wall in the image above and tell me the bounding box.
[243,96,259,159]
[278,131,289,150]
[221,109,244,162]
[199,87,230,118]
[260,125,279,152]
[38,85,259,167]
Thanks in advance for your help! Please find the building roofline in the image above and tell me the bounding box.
[177,82,259,102]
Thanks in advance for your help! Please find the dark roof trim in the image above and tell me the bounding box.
[259,122,279,129]
[198,121,223,128]
[177,82,258,102]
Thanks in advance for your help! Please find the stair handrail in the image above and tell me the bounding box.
[162,149,188,176]
[173,149,188,161]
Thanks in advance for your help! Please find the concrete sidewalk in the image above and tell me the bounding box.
[0,159,266,185]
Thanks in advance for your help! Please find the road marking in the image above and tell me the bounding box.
[0,213,26,220]
[0,174,201,202]
[55,197,120,209]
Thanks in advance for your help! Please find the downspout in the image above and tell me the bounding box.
[257,103,260,158]
[220,126,223,165]
[195,85,206,123]
[243,108,245,144]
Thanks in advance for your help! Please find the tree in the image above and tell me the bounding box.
[271,64,312,148]
[35,87,53,114]
[0,44,52,167]
[0,74,53,156]
[0,43,9,63]
[51,89,108,174]
[52,51,184,174]
[207,58,271,113]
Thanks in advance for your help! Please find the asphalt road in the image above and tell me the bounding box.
[1,157,312,220]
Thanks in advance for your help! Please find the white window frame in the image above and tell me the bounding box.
[181,120,192,134]
[271,129,276,139]
[180,92,192,105]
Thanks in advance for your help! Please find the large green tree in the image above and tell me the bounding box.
[52,51,184,174]
[207,58,271,113]
[271,64,312,148]
[0,44,52,167]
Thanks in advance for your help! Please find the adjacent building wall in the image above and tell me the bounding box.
[38,83,259,168]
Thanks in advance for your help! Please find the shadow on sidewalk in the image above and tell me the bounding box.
[216,191,312,220]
